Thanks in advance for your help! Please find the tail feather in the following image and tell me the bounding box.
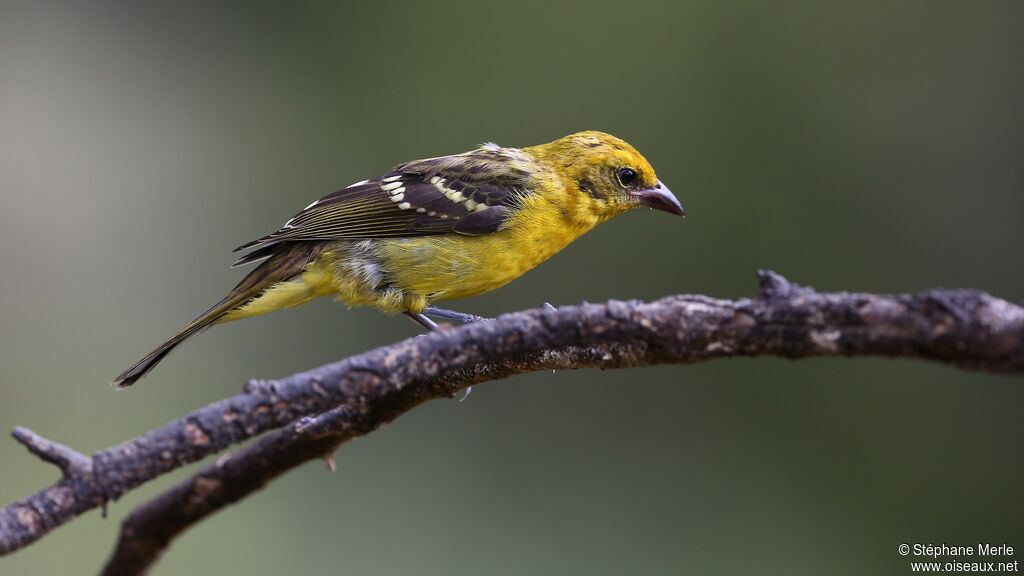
[112,241,326,388]
[111,293,250,388]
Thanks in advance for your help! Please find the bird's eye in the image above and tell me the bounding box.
[617,167,637,187]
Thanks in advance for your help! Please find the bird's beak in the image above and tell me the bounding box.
[631,180,685,217]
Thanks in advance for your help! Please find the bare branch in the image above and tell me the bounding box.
[0,429,99,554]
[1,272,1021,572]
[101,404,381,576]
[11,427,91,478]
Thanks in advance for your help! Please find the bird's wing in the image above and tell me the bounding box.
[232,146,533,266]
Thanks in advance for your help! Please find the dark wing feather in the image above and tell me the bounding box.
[451,205,514,236]
[232,146,532,265]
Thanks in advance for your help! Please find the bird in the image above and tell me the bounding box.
[113,131,684,387]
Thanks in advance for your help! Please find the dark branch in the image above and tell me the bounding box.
[0,272,1021,571]
[102,404,396,575]
[11,427,91,478]
[0,429,100,555]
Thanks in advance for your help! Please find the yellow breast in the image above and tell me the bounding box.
[377,189,603,304]
[260,180,620,317]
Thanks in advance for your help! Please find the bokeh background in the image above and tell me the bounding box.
[2,1,1023,574]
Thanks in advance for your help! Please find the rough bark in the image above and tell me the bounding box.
[0,272,1020,574]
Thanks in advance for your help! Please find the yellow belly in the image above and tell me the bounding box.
[377,203,594,303]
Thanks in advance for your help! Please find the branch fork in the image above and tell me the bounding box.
[0,271,1020,574]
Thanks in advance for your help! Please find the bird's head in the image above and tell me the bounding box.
[526,131,684,222]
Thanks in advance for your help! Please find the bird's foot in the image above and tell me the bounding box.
[424,306,491,324]
[405,312,440,331]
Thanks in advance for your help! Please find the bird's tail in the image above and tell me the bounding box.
[112,242,325,388]
[111,289,257,389]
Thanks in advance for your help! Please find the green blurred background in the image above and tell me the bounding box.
[2,1,1022,574]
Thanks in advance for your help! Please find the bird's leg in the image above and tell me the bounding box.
[423,306,491,324]
[412,308,487,401]
[404,309,476,400]
[405,311,440,331]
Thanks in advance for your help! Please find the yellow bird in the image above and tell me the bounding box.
[113,131,684,387]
